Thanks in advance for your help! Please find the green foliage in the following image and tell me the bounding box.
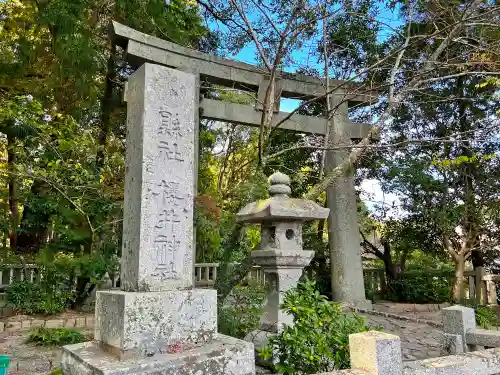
[381,256,454,304]
[218,282,265,339]
[49,369,62,375]
[27,327,87,346]
[364,277,375,301]
[0,95,44,139]
[194,196,221,262]
[473,305,500,329]
[385,273,452,304]
[6,250,118,314]
[260,279,372,374]
[6,280,74,315]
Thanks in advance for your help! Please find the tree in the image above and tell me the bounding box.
[0,0,211,306]
[362,0,500,300]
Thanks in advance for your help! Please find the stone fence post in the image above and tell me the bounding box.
[475,266,487,304]
[442,305,477,354]
[349,331,403,375]
[482,274,498,306]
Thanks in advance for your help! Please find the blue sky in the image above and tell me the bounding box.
[207,3,404,214]
[223,4,403,112]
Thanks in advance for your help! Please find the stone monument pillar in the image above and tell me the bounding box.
[237,172,329,362]
[61,63,254,375]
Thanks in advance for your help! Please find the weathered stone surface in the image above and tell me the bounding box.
[327,97,370,308]
[121,63,197,292]
[237,172,328,223]
[441,333,464,355]
[442,305,476,352]
[114,20,377,312]
[361,312,446,361]
[95,289,216,357]
[45,320,64,329]
[258,268,305,331]
[112,22,377,106]
[349,331,402,375]
[236,198,329,222]
[31,319,45,328]
[62,334,255,375]
[6,322,22,331]
[466,328,500,348]
[403,347,500,375]
[250,249,314,267]
[75,318,86,328]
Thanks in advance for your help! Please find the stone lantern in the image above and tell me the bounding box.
[236,172,329,356]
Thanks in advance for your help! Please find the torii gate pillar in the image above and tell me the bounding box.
[326,96,371,309]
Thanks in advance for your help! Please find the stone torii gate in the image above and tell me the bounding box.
[113,22,375,307]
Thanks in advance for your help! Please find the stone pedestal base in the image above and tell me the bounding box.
[62,334,255,375]
[95,289,217,358]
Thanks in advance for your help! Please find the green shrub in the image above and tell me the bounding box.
[27,327,87,346]
[364,277,375,301]
[474,305,499,329]
[218,282,265,339]
[49,369,62,375]
[259,279,373,374]
[384,273,452,304]
[6,280,75,315]
[6,250,119,314]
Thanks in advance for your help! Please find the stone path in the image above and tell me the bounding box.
[359,312,444,361]
[0,332,61,375]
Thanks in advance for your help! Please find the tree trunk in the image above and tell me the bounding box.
[217,124,235,197]
[380,240,397,282]
[452,256,466,303]
[16,180,52,254]
[400,249,409,273]
[471,250,485,269]
[316,199,327,241]
[95,44,117,174]
[7,134,18,250]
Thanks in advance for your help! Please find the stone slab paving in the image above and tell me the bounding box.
[359,312,444,361]
[0,332,61,375]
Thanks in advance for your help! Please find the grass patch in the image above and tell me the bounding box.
[475,305,500,329]
[27,327,87,346]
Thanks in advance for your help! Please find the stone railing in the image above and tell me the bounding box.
[2,264,498,304]
[321,306,500,375]
[194,263,267,286]
[364,266,498,305]
[0,264,39,288]
[0,262,262,290]
[194,263,218,287]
